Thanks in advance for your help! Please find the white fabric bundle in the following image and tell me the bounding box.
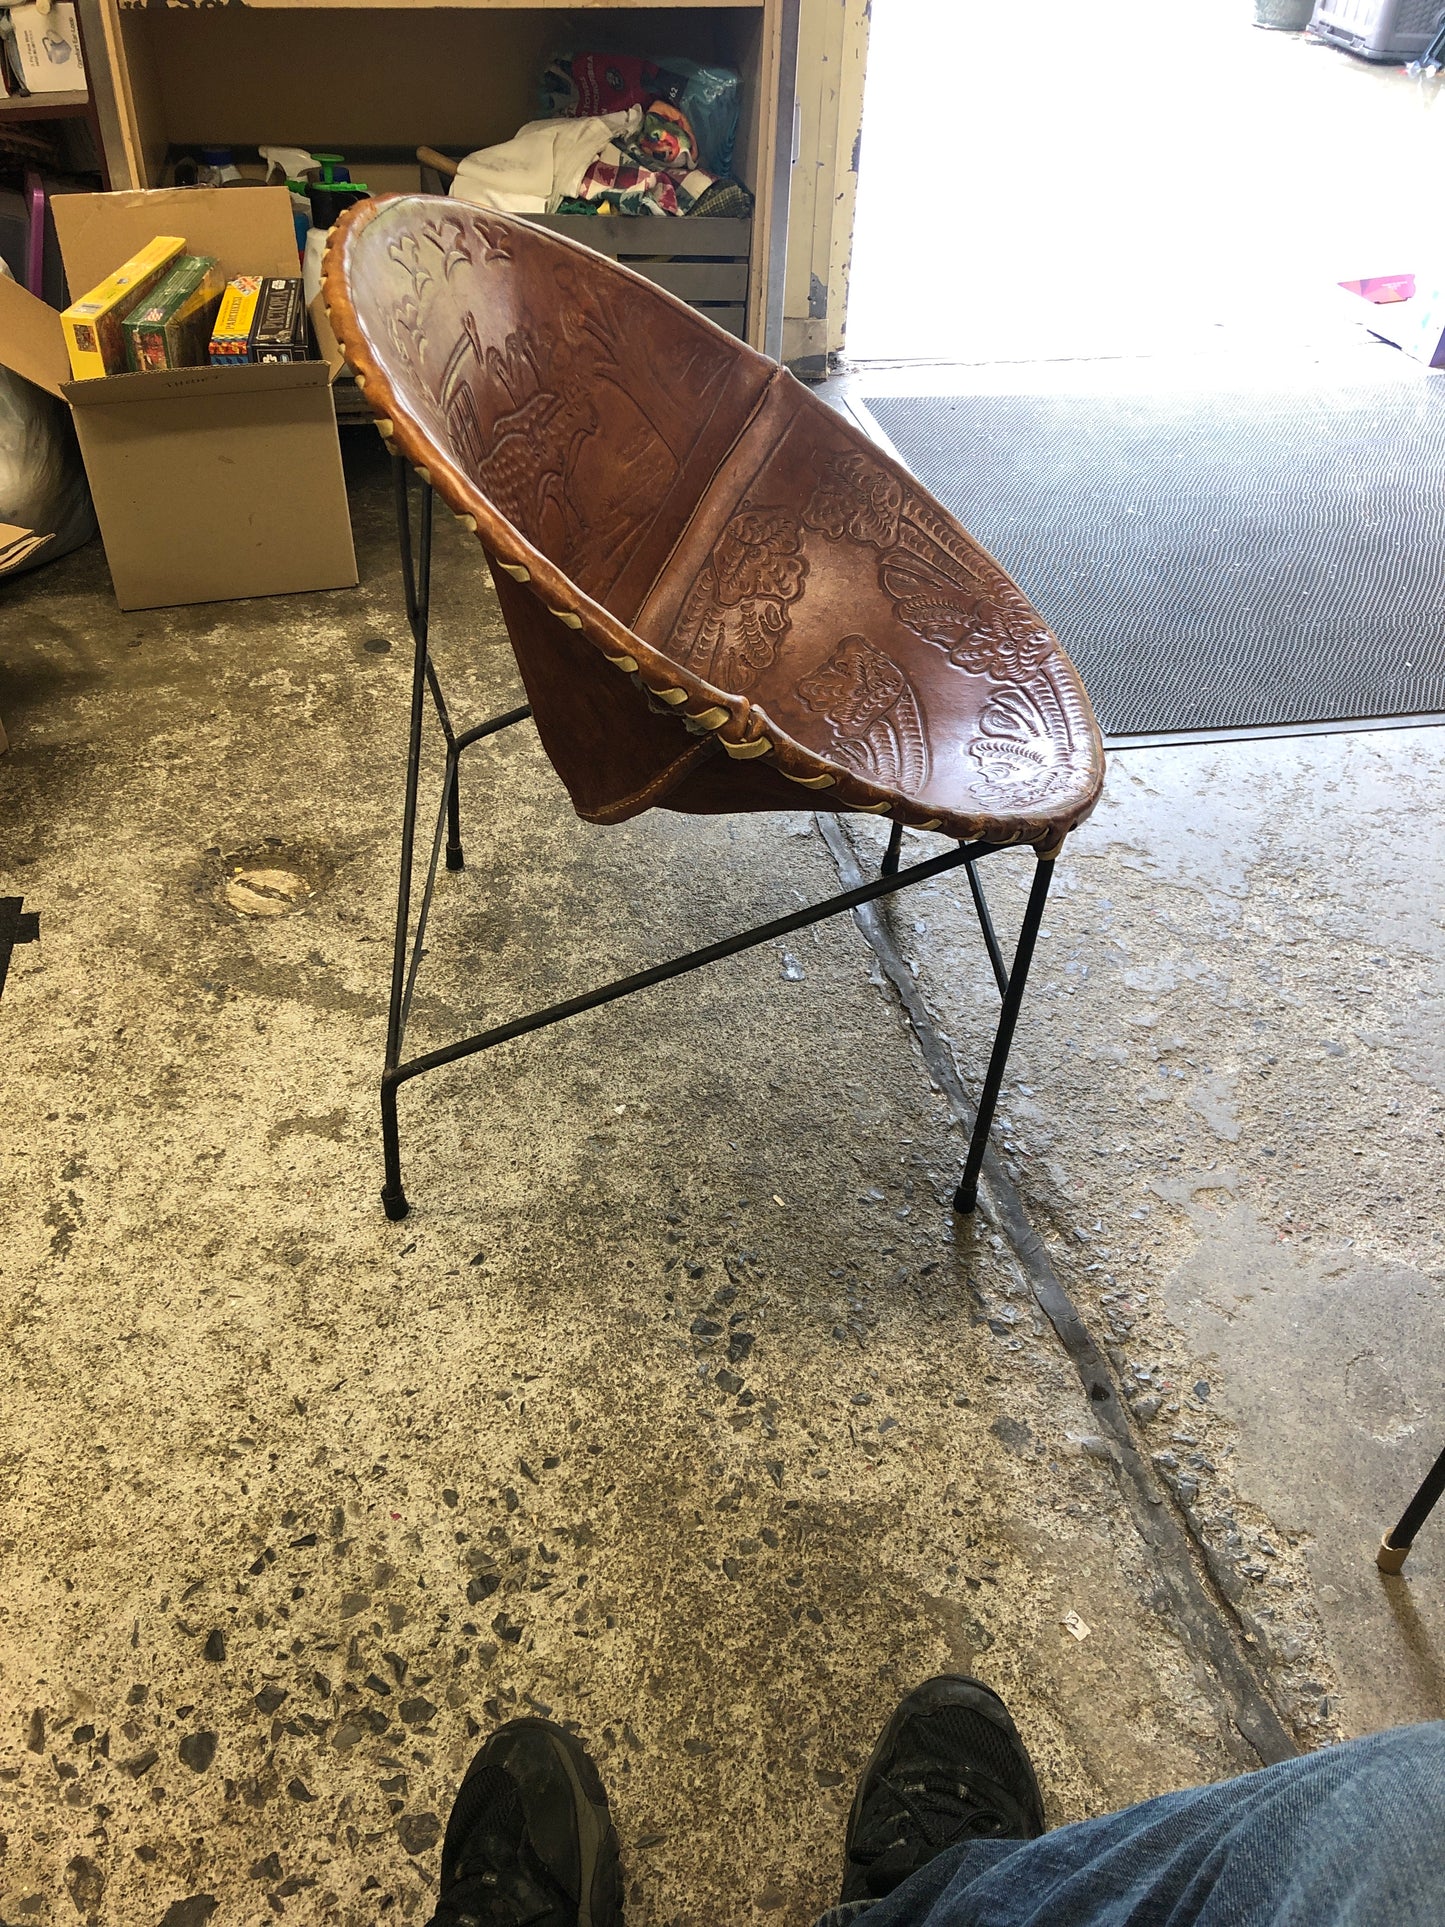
[448,109,641,215]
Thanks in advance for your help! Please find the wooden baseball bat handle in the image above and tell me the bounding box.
[417,146,461,180]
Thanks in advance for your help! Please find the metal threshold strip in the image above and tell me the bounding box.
[1105,712,1445,753]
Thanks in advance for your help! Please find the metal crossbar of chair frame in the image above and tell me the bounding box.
[379,461,1058,1223]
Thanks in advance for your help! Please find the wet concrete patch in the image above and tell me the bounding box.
[1165,1201,1445,1726]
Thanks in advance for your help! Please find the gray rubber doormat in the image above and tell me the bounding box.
[861,387,1445,738]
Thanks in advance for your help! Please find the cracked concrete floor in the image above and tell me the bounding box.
[0,441,1276,1927]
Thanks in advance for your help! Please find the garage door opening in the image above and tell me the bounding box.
[847,0,1443,366]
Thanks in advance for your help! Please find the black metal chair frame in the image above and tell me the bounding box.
[1377,1442,1445,1573]
[379,461,1057,1222]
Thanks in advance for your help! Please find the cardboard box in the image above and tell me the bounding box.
[0,186,356,611]
[8,3,85,93]
[0,522,52,577]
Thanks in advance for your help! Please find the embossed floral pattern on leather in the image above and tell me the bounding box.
[804,448,904,549]
[798,635,929,790]
[674,507,809,691]
[968,679,1099,810]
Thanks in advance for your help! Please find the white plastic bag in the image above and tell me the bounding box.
[0,260,96,577]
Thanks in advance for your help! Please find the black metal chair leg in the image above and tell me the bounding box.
[1377,1442,1445,1572]
[421,656,464,871]
[881,821,903,876]
[379,459,433,1223]
[953,852,1056,1215]
[381,1073,408,1221]
[445,748,464,872]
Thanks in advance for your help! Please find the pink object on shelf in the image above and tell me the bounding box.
[1338,273,1416,305]
[23,171,45,297]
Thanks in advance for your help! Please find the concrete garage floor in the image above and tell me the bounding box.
[2,415,1442,1920]
[6,12,1442,1923]
[855,726,1445,1731]
[0,440,1321,1925]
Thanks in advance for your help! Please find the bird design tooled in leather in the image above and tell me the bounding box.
[805,449,1051,675]
[465,326,600,566]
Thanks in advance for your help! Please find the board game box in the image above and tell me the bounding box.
[61,235,186,379]
[122,255,224,371]
[209,275,309,364]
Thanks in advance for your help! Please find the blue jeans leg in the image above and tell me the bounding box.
[815,1722,1445,1927]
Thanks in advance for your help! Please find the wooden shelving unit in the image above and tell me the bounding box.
[0,90,92,119]
[82,0,796,353]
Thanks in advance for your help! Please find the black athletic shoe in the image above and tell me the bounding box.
[426,1717,622,1927]
[840,1675,1045,1905]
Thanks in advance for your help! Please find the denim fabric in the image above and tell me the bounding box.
[815,1722,1445,1927]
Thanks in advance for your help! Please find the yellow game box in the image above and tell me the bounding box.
[60,235,186,380]
[207,276,263,362]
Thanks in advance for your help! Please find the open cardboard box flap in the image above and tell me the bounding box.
[0,272,71,398]
[51,184,300,297]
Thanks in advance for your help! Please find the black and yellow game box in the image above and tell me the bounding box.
[208,275,309,365]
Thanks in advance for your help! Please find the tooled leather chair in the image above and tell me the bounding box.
[323,195,1105,1221]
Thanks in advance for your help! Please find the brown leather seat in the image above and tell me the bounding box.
[323,196,1104,856]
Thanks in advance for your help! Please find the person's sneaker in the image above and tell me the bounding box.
[840,1675,1045,1905]
[426,1717,621,1927]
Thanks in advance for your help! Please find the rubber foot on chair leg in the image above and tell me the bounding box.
[381,1184,411,1222]
[952,1182,978,1215]
[445,844,464,872]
